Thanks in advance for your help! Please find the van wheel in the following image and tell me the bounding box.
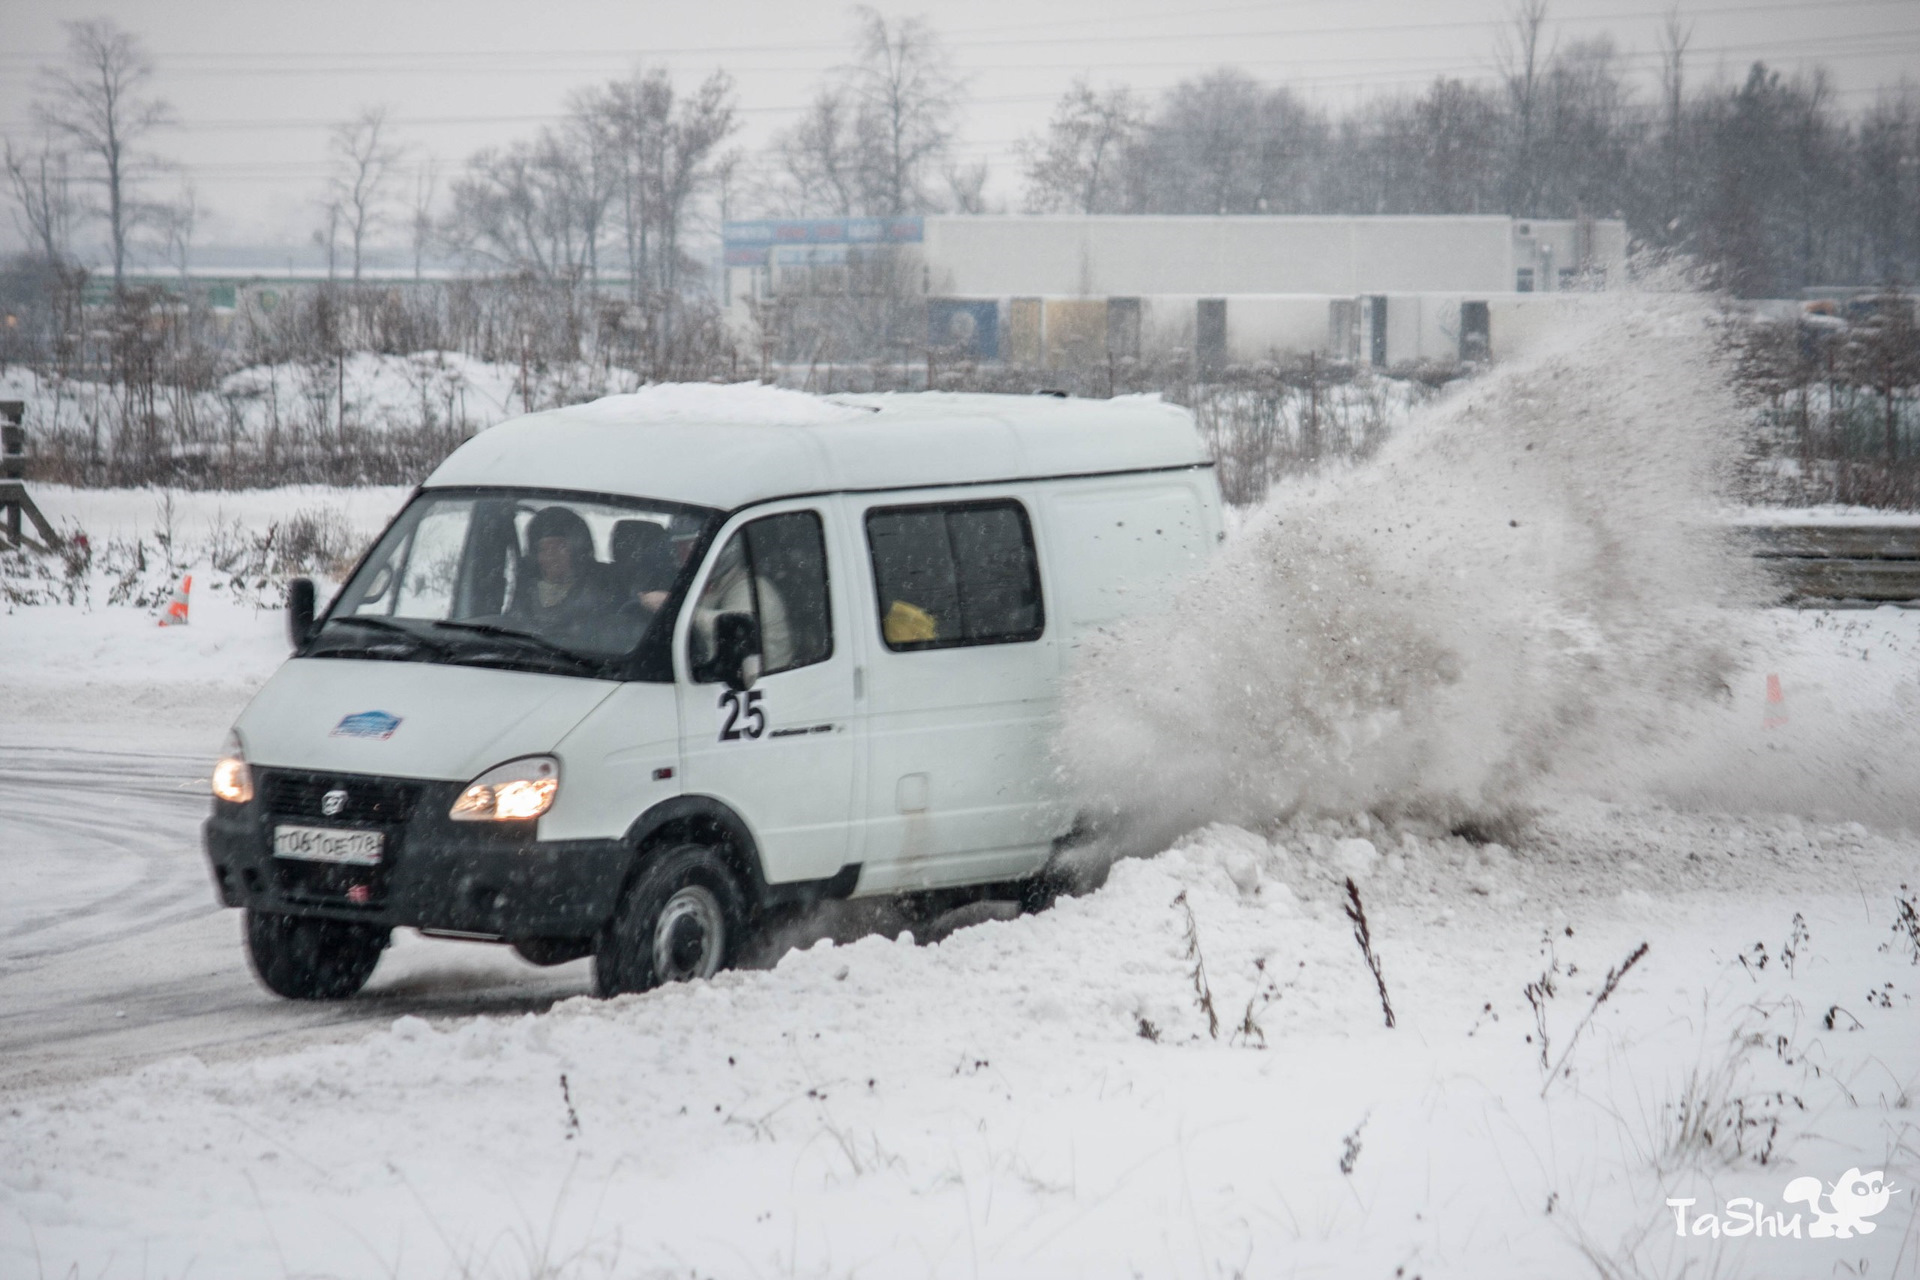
[245,909,388,1000]
[594,844,748,997]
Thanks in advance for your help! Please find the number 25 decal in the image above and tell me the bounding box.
[718,688,765,741]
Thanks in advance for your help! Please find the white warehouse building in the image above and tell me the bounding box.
[723,214,1628,368]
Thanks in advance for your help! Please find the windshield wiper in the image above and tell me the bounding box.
[322,615,454,658]
[429,619,592,668]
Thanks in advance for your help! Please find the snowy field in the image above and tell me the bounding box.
[4,297,1919,1278]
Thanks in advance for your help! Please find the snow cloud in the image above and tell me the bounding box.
[1059,286,1783,849]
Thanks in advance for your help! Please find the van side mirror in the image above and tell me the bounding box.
[288,577,317,650]
[713,610,762,692]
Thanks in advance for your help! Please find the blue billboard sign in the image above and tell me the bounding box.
[723,217,923,261]
[928,298,999,360]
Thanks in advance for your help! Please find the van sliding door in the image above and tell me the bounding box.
[852,493,1059,893]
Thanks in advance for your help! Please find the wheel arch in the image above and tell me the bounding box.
[619,795,859,916]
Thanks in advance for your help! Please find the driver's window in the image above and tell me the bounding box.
[688,510,831,682]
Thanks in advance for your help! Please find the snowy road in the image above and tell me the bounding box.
[0,746,595,1094]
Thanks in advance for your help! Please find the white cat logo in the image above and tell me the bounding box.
[1668,1168,1902,1239]
[1783,1168,1900,1239]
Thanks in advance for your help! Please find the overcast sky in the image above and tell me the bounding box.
[1,0,1915,258]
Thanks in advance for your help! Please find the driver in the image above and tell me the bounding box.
[511,506,603,634]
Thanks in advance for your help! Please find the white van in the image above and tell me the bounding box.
[204,387,1222,999]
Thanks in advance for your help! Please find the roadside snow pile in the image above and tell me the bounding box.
[1,485,407,610]
[1060,290,1779,849]
[0,485,408,750]
[5,813,1916,1279]
[0,352,631,449]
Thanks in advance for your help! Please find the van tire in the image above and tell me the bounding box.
[245,909,388,1000]
[594,844,748,997]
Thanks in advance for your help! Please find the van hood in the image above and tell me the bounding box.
[234,657,621,783]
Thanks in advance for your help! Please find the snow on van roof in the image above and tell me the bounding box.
[424,384,1212,511]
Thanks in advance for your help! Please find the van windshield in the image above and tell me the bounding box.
[311,487,720,679]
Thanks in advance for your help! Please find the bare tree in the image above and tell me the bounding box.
[443,108,625,289]
[559,101,619,286]
[1533,38,1631,220]
[651,72,737,298]
[585,68,736,300]
[1134,70,1268,215]
[1656,8,1693,243]
[1856,88,1920,284]
[1498,0,1552,215]
[1414,78,1506,214]
[770,89,861,216]
[4,135,77,263]
[158,181,196,282]
[1018,80,1144,214]
[313,198,341,279]
[848,8,962,216]
[944,160,989,214]
[1842,291,1920,467]
[33,19,172,294]
[329,106,403,284]
[409,158,439,280]
[445,137,586,279]
[591,70,671,296]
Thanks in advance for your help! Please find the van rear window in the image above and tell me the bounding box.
[865,500,1043,651]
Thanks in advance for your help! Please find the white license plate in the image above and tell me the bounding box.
[273,825,384,866]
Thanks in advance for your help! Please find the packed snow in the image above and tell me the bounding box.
[3,785,1917,1278]
[3,293,1918,1278]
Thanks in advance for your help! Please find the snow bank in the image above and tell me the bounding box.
[0,485,408,752]
[0,352,627,449]
[4,813,1915,1279]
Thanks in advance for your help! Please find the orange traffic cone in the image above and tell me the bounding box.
[159,574,192,627]
[1762,672,1786,729]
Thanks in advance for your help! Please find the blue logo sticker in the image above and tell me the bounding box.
[331,710,402,740]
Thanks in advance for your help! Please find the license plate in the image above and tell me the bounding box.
[273,825,384,866]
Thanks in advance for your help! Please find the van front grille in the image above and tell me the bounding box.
[261,770,423,826]
[258,769,422,909]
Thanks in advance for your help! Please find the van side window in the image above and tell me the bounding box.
[689,510,833,681]
[865,500,1044,651]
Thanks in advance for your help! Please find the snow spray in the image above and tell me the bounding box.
[1057,285,1797,855]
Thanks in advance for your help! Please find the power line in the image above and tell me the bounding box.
[4,26,1912,140]
[0,0,1911,72]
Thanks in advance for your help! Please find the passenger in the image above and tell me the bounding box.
[691,537,795,674]
[511,506,603,636]
[610,519,676,617]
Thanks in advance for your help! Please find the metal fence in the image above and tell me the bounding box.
[1746,524,1920,604]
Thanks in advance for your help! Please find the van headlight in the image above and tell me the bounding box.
[450,756,560,822]
[211,732,254,805]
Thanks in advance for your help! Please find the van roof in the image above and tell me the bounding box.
[424,385,1212,512]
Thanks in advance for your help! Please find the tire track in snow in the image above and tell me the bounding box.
[0,746,215,966]
[0,745,594,1094]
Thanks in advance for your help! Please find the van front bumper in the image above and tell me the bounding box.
[202,769,633,939]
